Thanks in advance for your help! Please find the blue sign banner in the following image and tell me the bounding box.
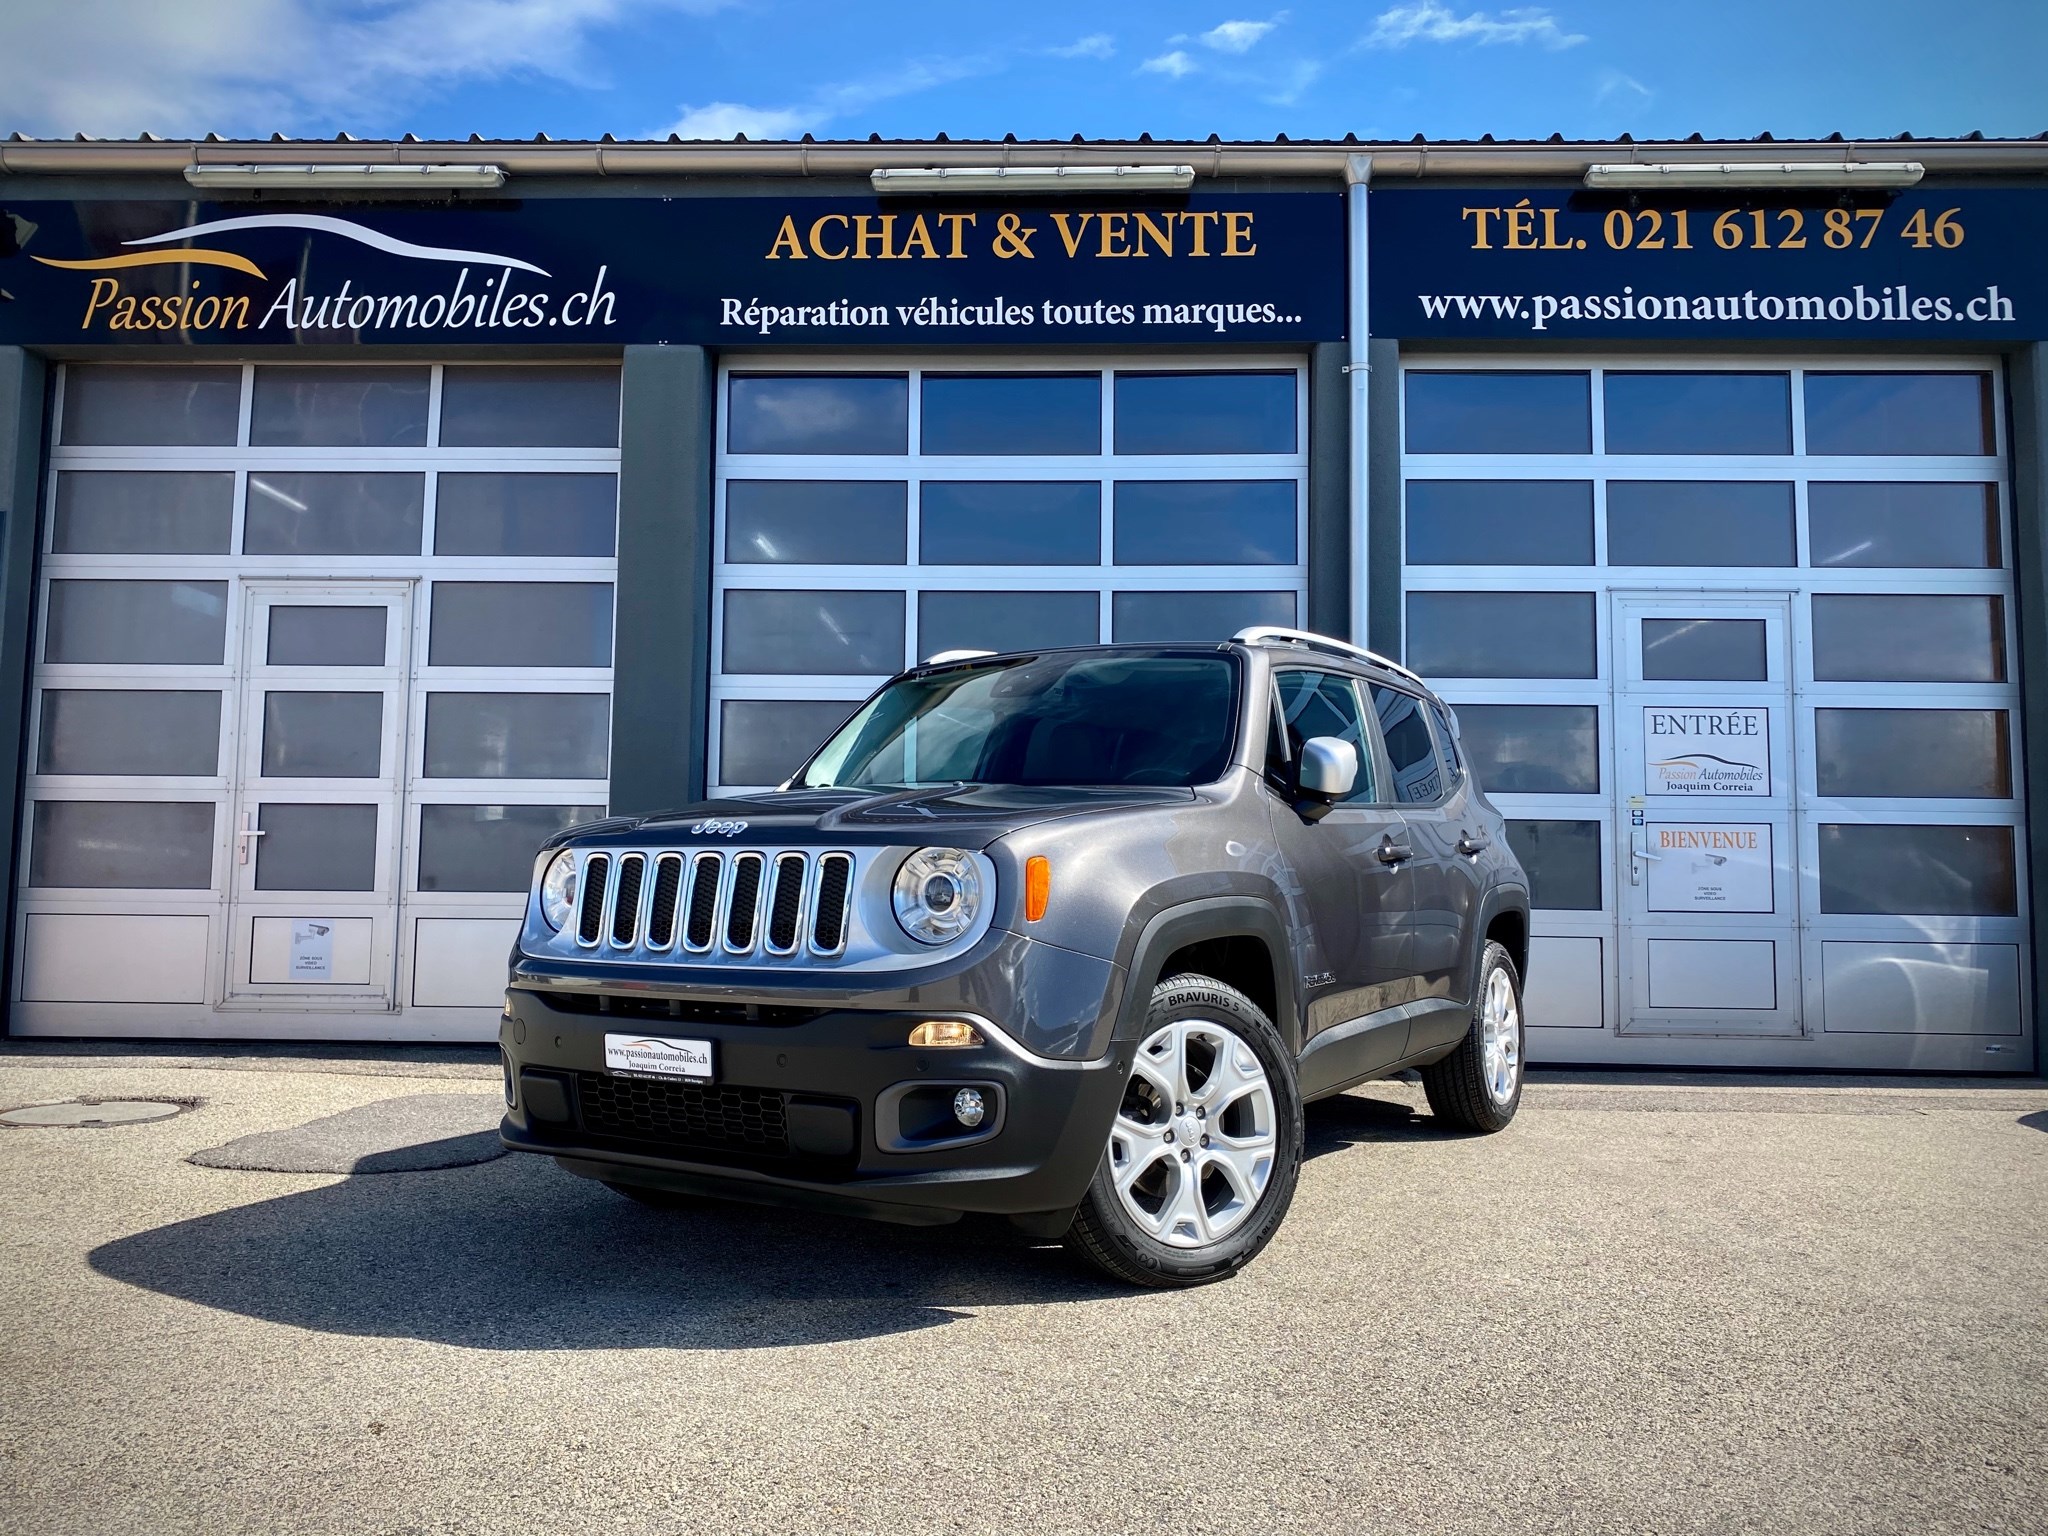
[0,193,1345,347]
[1370,186,2048,340]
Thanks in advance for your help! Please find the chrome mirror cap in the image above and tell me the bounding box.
[1298,736,1359,800]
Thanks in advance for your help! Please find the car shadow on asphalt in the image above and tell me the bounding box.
[87,1152,1124,1351]
[1303,1090,1465,1156]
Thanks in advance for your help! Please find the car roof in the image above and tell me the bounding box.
[905,638,1442,700]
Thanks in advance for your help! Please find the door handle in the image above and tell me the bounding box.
[1376,835,1414,866]
[1628,830,1662,886]
[237,811,268,867]
[1456,830,1491,856]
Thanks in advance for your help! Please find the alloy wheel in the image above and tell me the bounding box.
[1106,1019,1278,1249]
[1481,965,1521,1105]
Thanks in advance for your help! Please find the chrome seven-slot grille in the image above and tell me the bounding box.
[574,848,854,958]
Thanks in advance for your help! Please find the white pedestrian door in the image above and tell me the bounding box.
[223,581,414,1008]
[1612,593,1802,1036]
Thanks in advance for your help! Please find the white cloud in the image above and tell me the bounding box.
[1201,18,1280,54]
[666,101,817,139]
[1363,2,1586,50]
[1261,59,1323,106]
[0,0,730,138]
[1048,33,1115,59]
[1596,69,1652,106]
[657,54,994,140]
[1140,49,1198,78]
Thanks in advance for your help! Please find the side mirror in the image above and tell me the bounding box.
[1297,736,1358,807]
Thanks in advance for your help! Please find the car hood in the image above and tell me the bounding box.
[545,784,1198,853]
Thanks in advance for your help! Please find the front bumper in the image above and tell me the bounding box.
[498,984,1131,1224]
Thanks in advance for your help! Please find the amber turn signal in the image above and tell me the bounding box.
[908,1020,982,1049]
[1025,856,1052,922]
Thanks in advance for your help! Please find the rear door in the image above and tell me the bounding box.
[1368,681,1483,1020]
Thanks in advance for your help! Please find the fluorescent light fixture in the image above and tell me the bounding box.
[183,163,507,190]
[871,165,1196,194]
[1584,161,1924,190]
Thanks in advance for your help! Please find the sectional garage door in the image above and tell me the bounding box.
[16,362,620,1039]
[710,358,1311,793]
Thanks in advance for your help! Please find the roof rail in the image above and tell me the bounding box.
[1231,626,1429,688]
[921,648,996,666]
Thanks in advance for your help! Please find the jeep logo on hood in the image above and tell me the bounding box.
[689,818,749,837]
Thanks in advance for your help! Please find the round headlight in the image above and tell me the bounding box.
[891,848,983,946]
[539,850,579,932]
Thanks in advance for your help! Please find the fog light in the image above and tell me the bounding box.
[952,1087,986,1128]
[908,1019,982,1048]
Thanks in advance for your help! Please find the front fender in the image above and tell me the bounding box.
[1110,897,1302,1057]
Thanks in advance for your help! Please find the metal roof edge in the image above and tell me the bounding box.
[4,137,2048,178]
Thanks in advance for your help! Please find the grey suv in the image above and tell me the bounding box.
[499,628,1531,1287]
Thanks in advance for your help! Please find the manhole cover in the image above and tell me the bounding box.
[0,1100,186,1128]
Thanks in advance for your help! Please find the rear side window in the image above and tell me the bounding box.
[1272,671,1377,802]
[1427,700,1464,777]
[1371,684,1446,804]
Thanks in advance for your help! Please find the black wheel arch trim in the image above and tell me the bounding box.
[1113,897,1303,1056]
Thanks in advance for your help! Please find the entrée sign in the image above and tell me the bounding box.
[0,193,1344,347]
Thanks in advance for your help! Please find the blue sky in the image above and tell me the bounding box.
[2,0,2043,144]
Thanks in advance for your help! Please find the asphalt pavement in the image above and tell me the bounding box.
[1,1044,2043,1535]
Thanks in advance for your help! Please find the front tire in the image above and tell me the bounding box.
[1065,974,1303,1288]
[1420,940,1525,1133]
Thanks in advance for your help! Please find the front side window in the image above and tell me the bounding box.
[1271,671,1377,802]
[799,653,1239,790]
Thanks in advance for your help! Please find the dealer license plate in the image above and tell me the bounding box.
[603,1033,715,1082]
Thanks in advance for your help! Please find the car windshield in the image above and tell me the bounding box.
[797,653,1240,790]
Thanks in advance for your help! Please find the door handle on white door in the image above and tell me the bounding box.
[237,811,267,866]
[1628,830,1662,886]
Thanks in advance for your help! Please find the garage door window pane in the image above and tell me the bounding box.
[424,693,610,779]
[430,583,613,668]
[435,474,617,558]
[1812,594,2005,683]
[1604,372,1791,455]
[728,375,907,455]
[1641,618,1767,681]
[920,483,1099,565]
[1111,590,1295,643]
[1505,820,1602,910]
[53,471,234,554]
[1608,482,1795,567]
[918,591,1099,657]
[261,692,383,778]
[30,801,216,888]
[1456,704,1600,794]
[245,472,424,556]
[721,699,858,786]
[1818,824,2016,916]
[1113,372,1296,455]
[922,374,1100,455]
[250,366,429,447]
[728,481,907,565]
[1809,483,2000,569]
[1815,710,2011,799]
[1114,481,1296,565]
[1805,373,1994,456]
[723,590,903,675]
[45,580,227,666]
[61,365,240,447]
[440,367,620,448]
[255,803,378,891]
[1406,592,1595,679]
[1405,481,1593,566]
[38,691,221,776]
[1404,372,1590,455]
[269,607,387,667]
[418,804,606,891]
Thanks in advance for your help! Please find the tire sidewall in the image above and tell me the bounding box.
[1477,942,1525,1124]
[1080,974,1304,1285]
